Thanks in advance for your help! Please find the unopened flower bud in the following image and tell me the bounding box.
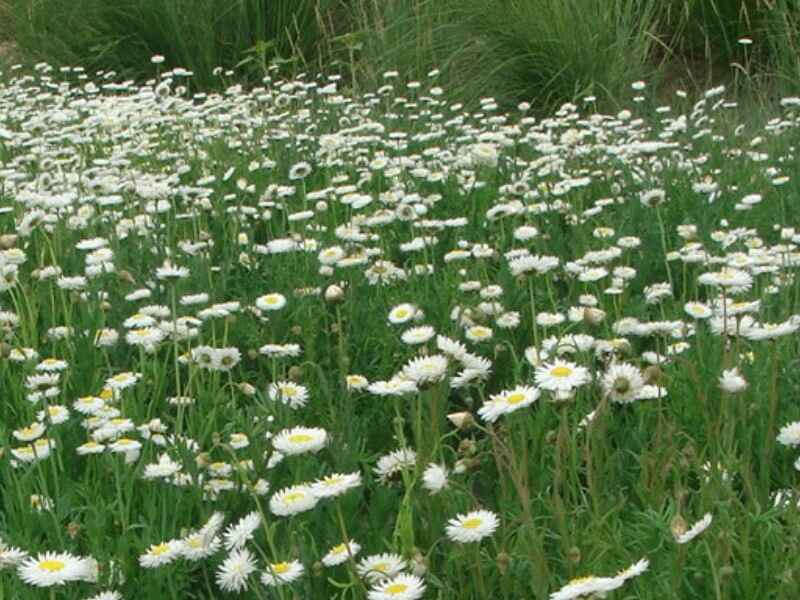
[0,234,18,249]
[491,552,509,576]
[239,382,256,396]
[719,565,735,578]
[566,546,581,563]
[411,549,427,576]
[325,284,345,304]
[66,522,81,539]
[447,411,474,430]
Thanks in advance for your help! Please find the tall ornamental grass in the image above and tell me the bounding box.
[3,0,331,88]
[2,0,800,109]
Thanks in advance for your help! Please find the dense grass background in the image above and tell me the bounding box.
[1,0,800,110]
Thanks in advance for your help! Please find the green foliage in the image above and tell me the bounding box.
[4,0,330,88]
[341,0,800,112]
[454,0,663,110]
[5,0,800,109]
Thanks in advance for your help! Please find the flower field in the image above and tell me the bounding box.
[1,64,800,599]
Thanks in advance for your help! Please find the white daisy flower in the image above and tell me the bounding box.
[719,368,748,393]
[138,540,183,568]
[535,360,591,393]
[255,293,287,311]
[445,509,499,543]
[600,362,645,404]
[269,485,319,517]
[367,573,426,600]
[422,463,449,494]
[356,553,406,583]
[272,427,328,456]
[17,552,92,587]
[223,512,262,550]
[268,382,309,409]
[388,303,418,325]
[675,513,713,544]
[401,325,436,345]
[322,540,361,567]
[477,386,539,423]
[374,448,417,483]
[777,421,800,447]
[401,354,448,384]
[260,559,304,586]
[216,548,257,593]
[311,472,362,499]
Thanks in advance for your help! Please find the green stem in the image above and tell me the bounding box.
[655,207,674,291]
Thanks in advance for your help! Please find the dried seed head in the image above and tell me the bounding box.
[643,365,663,385]
[670,515,688,538]
[288,366,303,382]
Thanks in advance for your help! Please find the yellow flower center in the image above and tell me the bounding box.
[284,492,305,503]
[288,434,313,444]
[100,388,114,400]
[331,544,346,555]
[386,583,409,595]
[462,517,483,529]
[394,309,408,319]
[280,386,297,397]
[551,366,572,378]
[506,392,525,405]
[273,562,290,574]
[151,543,171,556]
[38,559,65,572]
[373,562,389,573]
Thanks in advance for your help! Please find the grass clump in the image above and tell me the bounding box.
[3,0,331,88]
